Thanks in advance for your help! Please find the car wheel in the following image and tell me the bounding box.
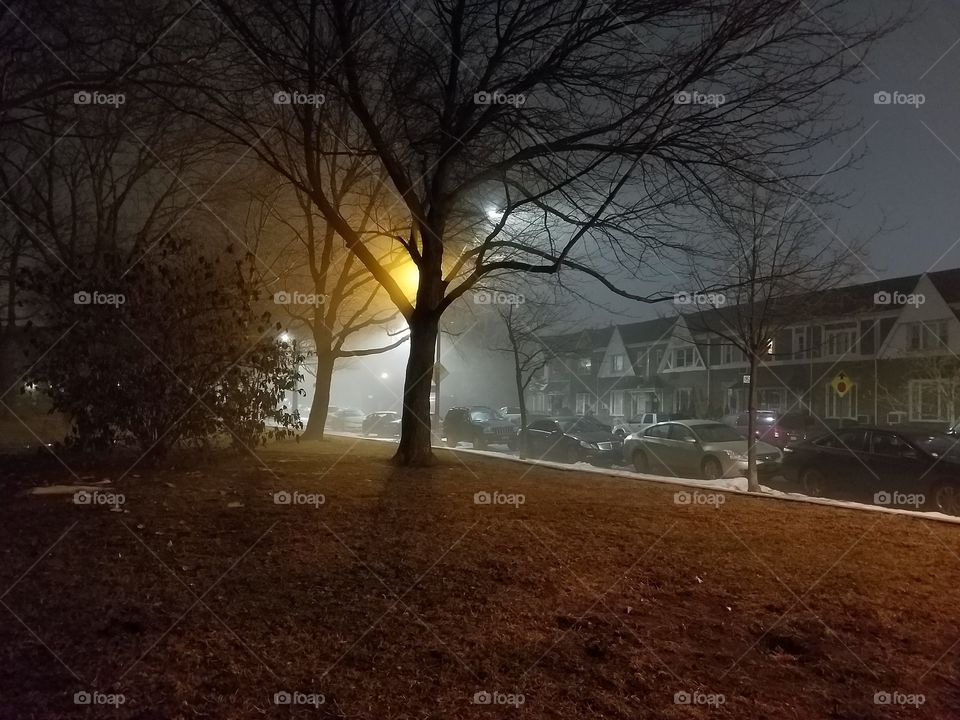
[632,450,649,473]
[800,468,826,497]
[701,457,723,481]
[565,444,580,464]
[930,480,960,516]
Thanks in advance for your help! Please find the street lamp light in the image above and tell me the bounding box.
[380,372,389,380]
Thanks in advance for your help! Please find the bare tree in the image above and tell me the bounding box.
[237,175,409,438]
[491,287,565,455]
[157,0,896,464]
[683,184,866,490]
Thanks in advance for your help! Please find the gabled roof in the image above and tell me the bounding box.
[618,316,677,345]
[684,270,960,331]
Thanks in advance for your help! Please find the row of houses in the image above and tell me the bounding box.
[525,269,960,429]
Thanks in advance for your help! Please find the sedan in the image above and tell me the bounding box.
[724,410,818,449]
[624,419,781,480]
[362,411,401,437]
[327,407,365,432]
[520,416,622,466]
[781,427,960,514]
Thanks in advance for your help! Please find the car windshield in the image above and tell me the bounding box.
[904,433,960,457]
[693,424,744,443]
[470,407,504,421]
[560,417,610,433]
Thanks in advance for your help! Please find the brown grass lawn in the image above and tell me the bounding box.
[0,436,958,719]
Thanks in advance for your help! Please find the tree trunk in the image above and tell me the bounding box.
[302,349,335,440]
[746,351,759,492]
[392,310,439,466]
[301,320,335,441]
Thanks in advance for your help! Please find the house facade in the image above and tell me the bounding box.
[526,269,960,430]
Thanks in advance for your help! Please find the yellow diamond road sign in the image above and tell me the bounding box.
[831,371,852,398]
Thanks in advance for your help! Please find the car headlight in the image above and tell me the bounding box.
[723,449,748,462]
[580,440,597,449]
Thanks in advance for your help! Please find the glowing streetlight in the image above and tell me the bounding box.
[485,206,503,223]
[380,372,389,380]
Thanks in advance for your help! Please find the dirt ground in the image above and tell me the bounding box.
[0,437,957,719]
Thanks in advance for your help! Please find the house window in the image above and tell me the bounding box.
[757,388,786,412]
[674,388,692,414]
[612,354,624,372]
[907,321,948,352]
[823,324,858,357]
[577,357,592,373]
[825,384,857,420]
[721,344,744,365]
[792,328,807,360]
[610,391,624,417]
[529,393,546,412]
[671,347,696,368]
[909,379,956,422]
[575,393,590,414]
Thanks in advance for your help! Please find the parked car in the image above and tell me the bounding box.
[781,427,960,514]
[362,411,401,437]
[611,412,683,439]
[724,410,818,448]
[327,407,365,432]
[519,416,622,465]
[444,406,517,449]
[624,419,782,480]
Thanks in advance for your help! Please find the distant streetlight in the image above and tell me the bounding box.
[485,206,502,223]
[380,372,389,380]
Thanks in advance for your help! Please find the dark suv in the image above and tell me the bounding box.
[443,406,517,449]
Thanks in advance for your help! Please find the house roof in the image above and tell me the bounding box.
[618,316,677,345]
[684,270,960,331]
